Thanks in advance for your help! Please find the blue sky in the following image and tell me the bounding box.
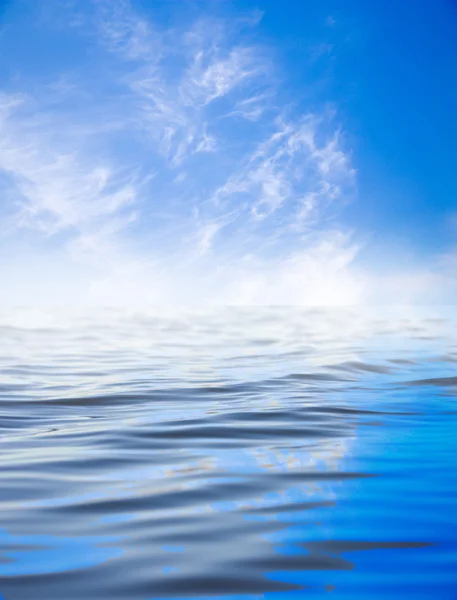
[1,0,457,305]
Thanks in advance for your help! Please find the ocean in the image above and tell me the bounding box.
[1,307,456,599]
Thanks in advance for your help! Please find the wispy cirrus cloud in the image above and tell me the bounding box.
[0,92,142,271]
[211,114,355,226]
[0,0,365,305]
[226,91,273,121]
[97,3,270,167]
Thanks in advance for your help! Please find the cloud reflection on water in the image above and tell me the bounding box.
[0,308,456,598]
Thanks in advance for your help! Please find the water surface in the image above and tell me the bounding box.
[1,308,456,599]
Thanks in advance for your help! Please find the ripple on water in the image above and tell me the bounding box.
[0,308,457,599]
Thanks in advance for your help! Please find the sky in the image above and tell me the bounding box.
[0,0,457,306]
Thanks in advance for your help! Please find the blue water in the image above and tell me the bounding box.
[0,308,456,599]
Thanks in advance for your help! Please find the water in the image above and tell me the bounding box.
[1,307,456,599]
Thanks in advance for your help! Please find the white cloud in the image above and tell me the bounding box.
[97,4,269,166]
[196,222,222,255]
[226,92,273,121]
[182,46,263,107]
[0,92,140,271]
[0,2,363,306]
[7,0,452,306]
[211,231,363,305]
[210,114,355,231]
[97,0,158,61]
